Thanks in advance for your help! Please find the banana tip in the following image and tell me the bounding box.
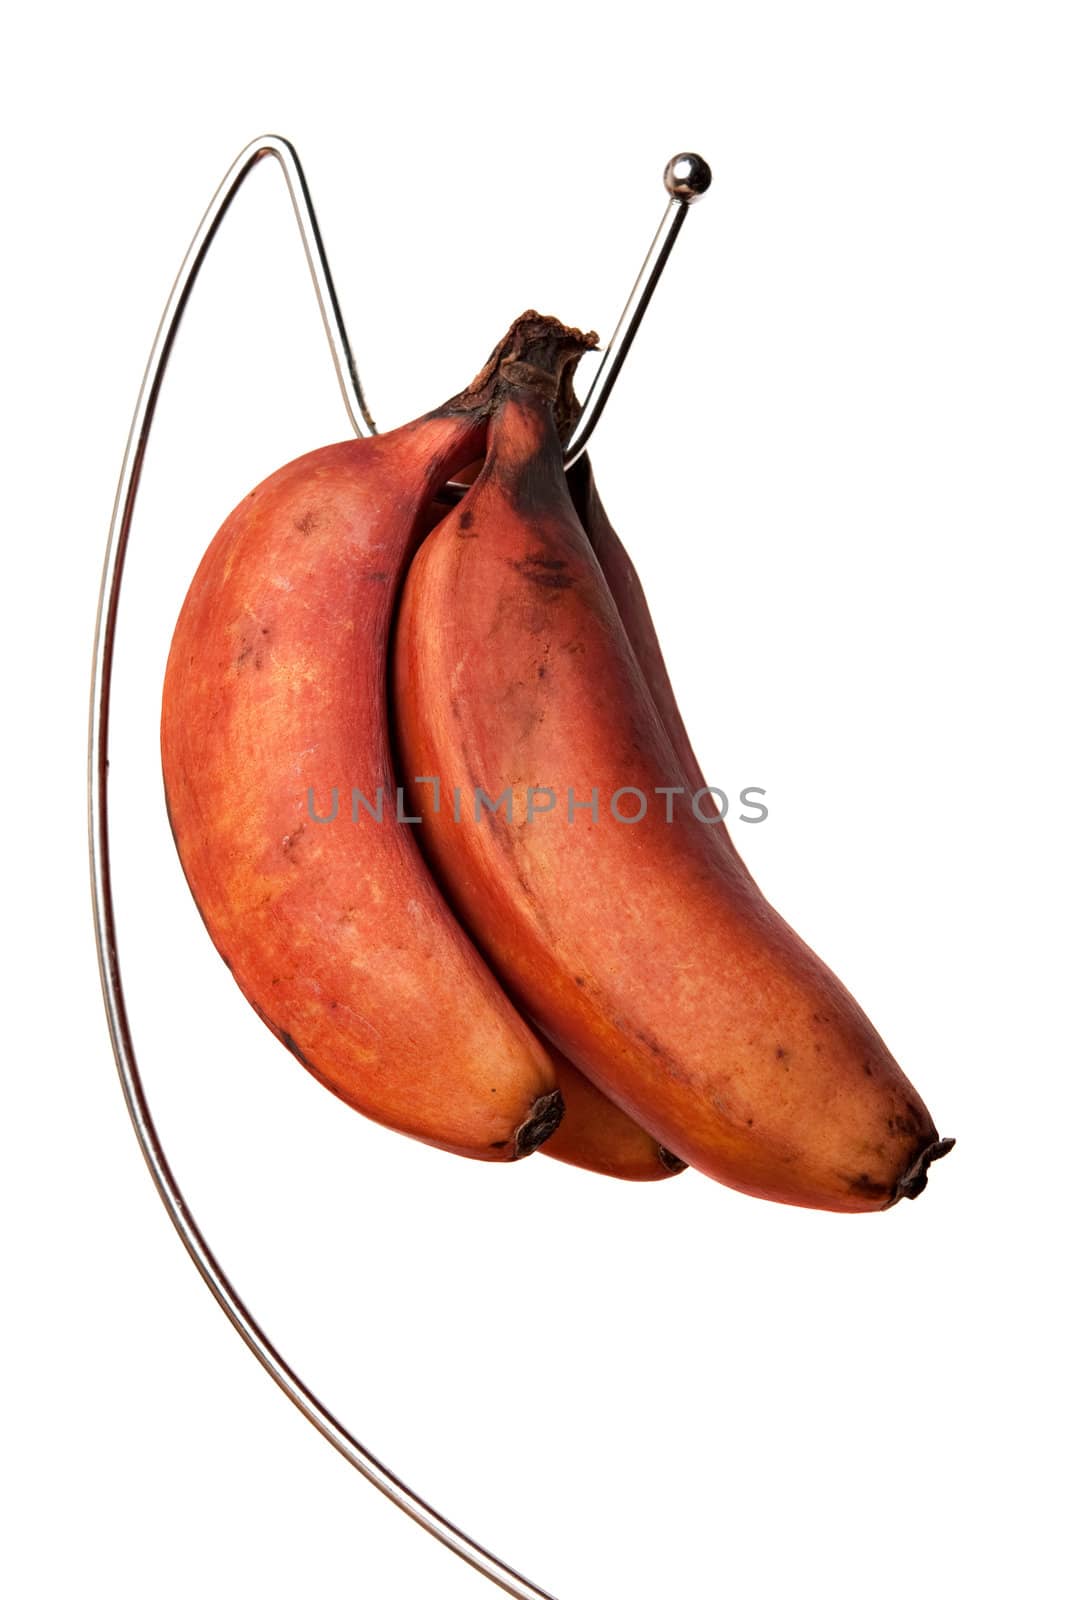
[891,1136,956,1205]
[514,1090,565,1158]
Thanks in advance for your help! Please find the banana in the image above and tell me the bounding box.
[568,450,756,886]
[540,1034,686,1181]
[392,313,953,1211]
[161,331,564,1161]
[411,348,690,1183]
[567,455,711,804]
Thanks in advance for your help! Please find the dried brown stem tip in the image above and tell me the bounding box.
[514,1090,566,1157]
[450,311,598,428]
[891,1136,956,1205]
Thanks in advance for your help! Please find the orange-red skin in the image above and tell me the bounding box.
[568,454,708,804]
[538,1034,685,1181]
[425,465,695,1183]
[162,410,560,1160]
[393,389,949,1210]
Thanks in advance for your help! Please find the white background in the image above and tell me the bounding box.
[4,3,1065,1597]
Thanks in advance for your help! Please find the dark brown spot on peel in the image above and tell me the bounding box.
[235,633,265,669]
[459,509,474,530]
[279,1030,314,1071]
[510,553,575,592]
[848,1172,890,1200]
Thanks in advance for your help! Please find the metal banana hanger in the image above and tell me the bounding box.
[88,133,711,1600]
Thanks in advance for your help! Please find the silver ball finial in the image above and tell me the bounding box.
[663,152,712,202]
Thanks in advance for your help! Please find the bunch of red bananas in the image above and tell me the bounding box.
[162,313,952,1211]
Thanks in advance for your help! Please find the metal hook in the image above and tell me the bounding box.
[89,133,710,1599]
[564,153,712,465]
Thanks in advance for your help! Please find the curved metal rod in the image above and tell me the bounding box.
[90,133,713,1597]
[88,132,559,1600]
[433,151,712,501]
[564,151,712,466]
